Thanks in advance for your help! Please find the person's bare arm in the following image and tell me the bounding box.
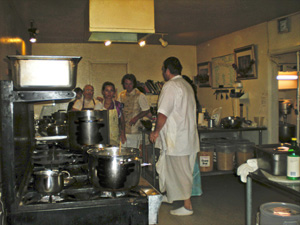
[149,113,167,143]
[129,109,150,126]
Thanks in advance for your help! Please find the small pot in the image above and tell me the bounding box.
[47,124,67,136]
[34,169,70,195]
[52,110,67,124]
[87,147,141,191]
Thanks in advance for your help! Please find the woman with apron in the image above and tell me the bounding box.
[101,82,126,145]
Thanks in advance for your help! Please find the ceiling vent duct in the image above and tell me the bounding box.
[89,0,155,43]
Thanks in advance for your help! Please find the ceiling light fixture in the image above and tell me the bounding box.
[28,20,38,43]
[159,34,168,48]
[138,40,146,47]
[104,40,111,46]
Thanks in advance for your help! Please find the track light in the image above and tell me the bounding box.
[28,20,38,43]
[104,40,111,46]
[159,35,168,48]
[139,40,146,47]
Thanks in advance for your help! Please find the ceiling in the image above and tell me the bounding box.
[11,0,300,46]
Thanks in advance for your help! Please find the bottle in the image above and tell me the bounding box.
[287,137,300,180]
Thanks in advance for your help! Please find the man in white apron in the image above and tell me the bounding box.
[150,57,200,216]
[119,74,150,148]
[72,85,104,111]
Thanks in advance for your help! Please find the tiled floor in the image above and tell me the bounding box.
[156,174,298,225]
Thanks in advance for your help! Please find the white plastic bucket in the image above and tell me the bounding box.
[260,202,300,225]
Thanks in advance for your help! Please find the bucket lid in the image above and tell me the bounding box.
[260,202,300,217]
[236,142,255,153]
[200,142,214,151]
[215,142,235,153]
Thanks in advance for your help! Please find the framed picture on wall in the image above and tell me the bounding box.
[233,44,257,80]
[195,62,211,87]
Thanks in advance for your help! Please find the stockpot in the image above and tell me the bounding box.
[87,147,141,191]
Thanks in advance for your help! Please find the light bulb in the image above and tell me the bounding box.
[104,40,111,46]
[139,40,146,47]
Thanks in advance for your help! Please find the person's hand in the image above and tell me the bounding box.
[120,133,126,144]
[149,131,159,143]
[129,117,138,126]
[96,96,104,103]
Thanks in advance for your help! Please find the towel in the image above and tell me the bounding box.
[237,158,258,183]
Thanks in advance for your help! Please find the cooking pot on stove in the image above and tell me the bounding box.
[47,123,68,136]
[52,110,67,124]
[87,147,141,191]
[77,117,104,145]
[34,169,70,195]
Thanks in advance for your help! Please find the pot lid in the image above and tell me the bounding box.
[87,147,139,157]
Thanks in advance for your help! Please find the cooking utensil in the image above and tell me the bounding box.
[47,124,67,136]
[220,116,244,129]
[77,117,104,145]
[34,169,70,195]
[52,110,67,124]
[87,147,141,191]
[279,122,296,142]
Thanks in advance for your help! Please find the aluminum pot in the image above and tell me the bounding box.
[52,110,67,124]
[279,123,296,142]
[87,147,141,191]
[68,110,109,151]
[77,117,104,145]
[47,124,67,136]
[34,169,70,195]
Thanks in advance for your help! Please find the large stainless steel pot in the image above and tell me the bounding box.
[77,117,103,145]
[87,147,141,191]
[68,110,109,151]
[34,169,70,195]
[279,123,296,142]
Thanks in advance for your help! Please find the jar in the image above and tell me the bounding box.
[215,142,235,171]
[199,142,214,172]
[235,142,255,166]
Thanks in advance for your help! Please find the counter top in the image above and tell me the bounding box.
[198,126,267,133]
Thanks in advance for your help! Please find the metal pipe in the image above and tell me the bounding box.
[297,51,300,142]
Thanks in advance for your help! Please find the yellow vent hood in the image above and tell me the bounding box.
[89,0,155,42]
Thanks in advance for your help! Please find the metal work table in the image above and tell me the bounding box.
[198,126,267,145]
[246,169,300,225]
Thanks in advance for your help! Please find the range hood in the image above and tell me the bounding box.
[89,0,155,42]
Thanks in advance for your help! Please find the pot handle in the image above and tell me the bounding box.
[141,163,151,167]
[61,170,71,178]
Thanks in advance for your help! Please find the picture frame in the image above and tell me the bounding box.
[233,44,257,80]
[195,62,211,87]
[211,54,235,88]
[278,17,289,33]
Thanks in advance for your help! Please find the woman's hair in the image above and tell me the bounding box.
[102,81,116,92]
[163,57,182,75]
[121,74,137,89]
[74,87,83,94]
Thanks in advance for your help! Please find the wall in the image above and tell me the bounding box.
[196,12,300,144]
[0,0,31,79]
[32,43,197,117]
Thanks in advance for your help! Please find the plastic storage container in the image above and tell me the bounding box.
[215,142,235,171]
[199,142,214,172]
[259,202,300,225]
[235,142,255,166]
